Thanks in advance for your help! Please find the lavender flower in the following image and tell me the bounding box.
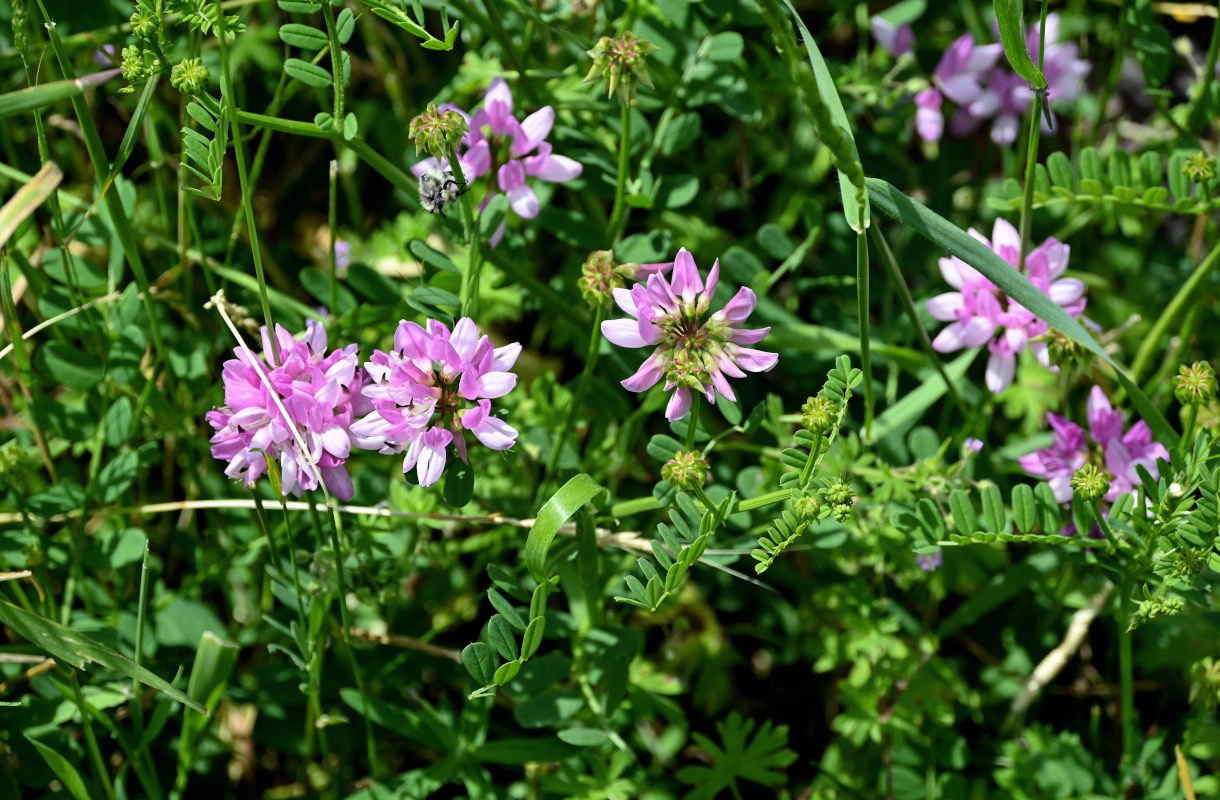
[207,321,365,501]
[870,16,914,58]
[917,550,944,570]
[926,218,1086,393]
[350,318,519,487]
[410,78,583,247]
[601,247,778,421]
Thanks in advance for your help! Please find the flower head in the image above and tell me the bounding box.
[870,16,914,58]
[1174,361,1218,407]
[916,550,944,571]
[207,320,365,501]
[170,57,209,96]
[584,32,660,102]
[350,318,520,487]
[408,102,470,158]
[1071,463,1111,501]
[662,450,709,490]
[926,217,1087,393]
[410,79,583,247]
[1018,385,1169,505]
[602,248,778,421]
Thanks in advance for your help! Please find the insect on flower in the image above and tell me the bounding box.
[418,167,466,219]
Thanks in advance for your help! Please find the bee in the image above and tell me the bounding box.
[418,167,465,219]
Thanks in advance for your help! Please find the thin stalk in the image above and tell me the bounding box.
[539,305,605,503]
[448,144,483,318]
[69,674,116,800]
[328,160,339,316]
[736,488,791,512]
[685,396,701,452]
[1118,582,1136,766]
[1092,0,1130,143]
[216,1,279,365]
[1185,404,1199,443]
[1016,96,1043,271]
[607,102,632,243]
[856,232,874,436]
[1189,6,1220,134]
[1090,498,1120,550]
[1130,238,1220,382]
[128,541,163,800]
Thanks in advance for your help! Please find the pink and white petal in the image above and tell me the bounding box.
[612,287,638,316]
[466,411,517,450]
[498,160,525,192]
[320,426,351,459]
[602,318,649,348]
[932,322,967,352]
[1048,474,1073,504]
[960,316,997,348]
[410,155,443,177]
[991,217,1021,260]
[670,248,703,303]
[734,347,779,373]
[1017,451,1048,477]
[416,440,448,487]
[710,369,736,402]
[665,388,692,422]
[985,349,1015,393]
[938,256,968,289]
[492,342,522,371]
[527,153,583,182]
[731,326,770,345]
[512,106,554,155]
[450,317,480,362]
[488,221,507,249]
[991,113,1020,146]
[474,370,517,399]
[621,351,667,392]
[463,140,491,178]
[321,465,354,501]
[484,77,514,122]
[1048,278,1085,306]
[926,292,965,321]
[702,259,720,304]
[507,184,539,219]
[719,286,757,324]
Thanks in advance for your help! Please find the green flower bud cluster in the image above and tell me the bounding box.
[408,102,470,159]
[793,492,820,522]
[583,32,659,103]
[120,45,158,84]
[823,476,853,523]
[1184,151,1216,184]
[1070,464,1110,501]
[662,450,709,490]
[1173,361,1218,407]
[578,250,624,308]
[130,6,159,39]
[171,57,210,96]
[1042,328,1091,374]
[801,395,838,435]
[1191,657,1220,710]
[665,348,711,393]
[1128,594,1184,632]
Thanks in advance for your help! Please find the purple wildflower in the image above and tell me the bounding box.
[917,550,944,570]
[601,247,778,421]
[926,217,1087,393]
[94,44,117,67]
[410,78,583,247]
[333,238,352,271]
[964,437,984,454]
[350,318,520,487]
[207,321,365,501]
[1018,385,1170,505]
[914,88,944,142]
[871,16,914,58]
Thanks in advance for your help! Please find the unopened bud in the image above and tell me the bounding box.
[1184,151,1216,184]
[584,32,660,103]
[171,57,209,95]
[408,102,469,158]
[578,250,623,308]
[793,493,820,522]
[130,7,158,39]
[662,450,708,490]
[801,395,837,434]
[1174,361,1218,407]
[1071,464,1110,501]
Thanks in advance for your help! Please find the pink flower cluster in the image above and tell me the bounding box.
[897,13,1089,145]
[602,248,778,421]
[350,318,520,487]
[209,318,521,496]
[411,78,583,247]
[927,218,1086,393]
[1019,386,1169,505]
[207,321,365,501]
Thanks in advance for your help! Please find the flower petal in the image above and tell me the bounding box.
[665,388,692,422]
[669,248,702,303]
[513,106,554,155]
[507,184,539,219]
[602,318,649,348]
[985,349,1015,393]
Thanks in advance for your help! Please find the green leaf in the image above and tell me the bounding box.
[27,481,86,517]
[26,735,92,800]
[705,31,745,62]
[185,632,239,715]
[494,659,522,685]
[0,162,62,249]
[524,474,605,582]
[0,601,205,713]
[472,737,578,765]
[408,239,460,274]
[866,178,1177,448]
[557,727,609,746]
[342,111,358,141]
[335,8,355,43]
[993,0,1046,89]
[0,70,119,122]
[675,712,797,799]
[981,484,1008,534]
[1011,483,1037,533]
[96,450,140,503]
[442,456,474,508]
[36,341,102,388]
[520,617,546,660]
[284,58,333,88]
[278,23,328,49]
[487,615,519,661]
[461,642,496,685]
[949,490,976,534]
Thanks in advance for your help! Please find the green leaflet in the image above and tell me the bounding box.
[0,69,120,121]
[0,600,206,714]
[866,178,1178,448]
[524,474,605,582]
[993,0,1047,89]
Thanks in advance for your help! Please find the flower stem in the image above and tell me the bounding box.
[685,395,701,452]
[1188,7,1220,134]
[1117,581,1137,767]
[69,673,116,800]
[539,305,605,504]
[448,144,484,318]
[736,488,791,512]
[607,101,632,244]
[1018,0,1050,271]
[856,231,873,437]
[1130,237,1220,382]
[1090,498,1120,550]
[328,160,339,317]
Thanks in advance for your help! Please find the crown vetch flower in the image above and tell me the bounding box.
[410,78,583,247]
[1018,385,1169,505]
[870,16,914,58]
[602,247,778,421]
[350,318,520,487]
[207,320,365,501]
[926,217,1087,394]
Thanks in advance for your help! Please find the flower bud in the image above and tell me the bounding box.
[583,32,660,103]
[1184,151,1216,184]
[408,102,469,158]
[1173,361,1218,407]
[823,476,853,508]
[578,250,624,308]
[171,58,210,96]
[130,7,158,39]
[801,395,837,434]
[662,450,708,490]
[793,493,820,522]
[666,349,710,392]
[1070,464,1110,501]
[120,45,149,83]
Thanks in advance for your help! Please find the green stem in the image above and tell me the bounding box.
[539,305,605,502]
[1118,582,1136,766]
[1091,0,1130,143]
[685,394,701,451]
[1130,238,1220,383]
[1188,5,1220,134]
[447,144,483,318]
[1185,404,1199,443]
[736,488,792,512]
[1090,498,1120,550]
[328,160,339,316]
[1017,98,1043,272]
[856,231,873,437]
[607,101,632,243]
[69,674,116,800]
[216,3,279,364]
